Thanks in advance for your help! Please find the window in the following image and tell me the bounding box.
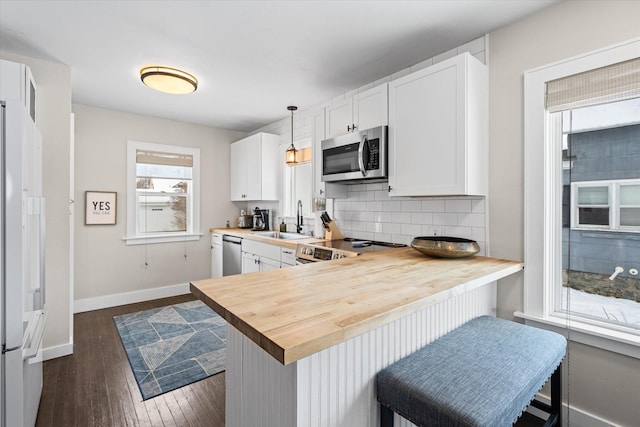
[522,39,640,358]
[125,141,201,245]
[571,179,640,231]
[283,141,312,218]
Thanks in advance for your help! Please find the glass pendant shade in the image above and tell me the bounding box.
[286,105,298,165]
[286,144,298,165]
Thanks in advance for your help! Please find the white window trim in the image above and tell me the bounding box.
[571,179,640,232]
[521,37,640,359]
[124,140,201,245]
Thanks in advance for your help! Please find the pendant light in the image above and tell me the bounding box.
[286,106,298,165]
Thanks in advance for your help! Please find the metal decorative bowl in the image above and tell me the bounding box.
[410,236,480,258]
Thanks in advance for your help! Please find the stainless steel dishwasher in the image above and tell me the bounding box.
[222,235,242,276]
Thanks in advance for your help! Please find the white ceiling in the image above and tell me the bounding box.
[0,0,560,132]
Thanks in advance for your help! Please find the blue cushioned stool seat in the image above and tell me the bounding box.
[376,316,566,427]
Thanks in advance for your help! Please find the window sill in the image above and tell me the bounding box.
[515,311,640,359]
[123,233,202,245]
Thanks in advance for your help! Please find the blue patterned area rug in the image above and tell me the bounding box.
[114,300,226,400]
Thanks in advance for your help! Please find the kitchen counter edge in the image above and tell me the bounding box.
[210,227,326,249]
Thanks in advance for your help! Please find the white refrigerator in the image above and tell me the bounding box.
[1,60,47,427]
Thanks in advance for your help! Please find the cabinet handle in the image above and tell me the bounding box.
[388,185,392,192]
[347,124,358,132]
[319,189,324,195]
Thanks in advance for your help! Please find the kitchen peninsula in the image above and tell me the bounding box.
[191,248,523,427]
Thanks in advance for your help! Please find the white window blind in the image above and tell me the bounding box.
[546,57,640,112]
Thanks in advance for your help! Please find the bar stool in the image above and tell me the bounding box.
[376,315,566,426]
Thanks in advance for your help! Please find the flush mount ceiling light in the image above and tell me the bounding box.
[140,66,198,94]
[286,105,298,165]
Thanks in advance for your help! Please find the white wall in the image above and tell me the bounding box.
[489,1,640,425]
[0,50,73,356]
[72,104,245,307]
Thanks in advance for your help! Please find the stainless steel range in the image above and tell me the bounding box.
[295,238,406,264]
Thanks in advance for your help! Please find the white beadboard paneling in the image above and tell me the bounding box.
[292,283,496,427]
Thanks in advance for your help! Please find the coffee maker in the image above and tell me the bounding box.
[252,207,270,231]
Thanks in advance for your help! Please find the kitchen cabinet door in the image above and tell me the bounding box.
[230,133,279,201]
[311,107,347,200]
[324,83,388,139]
[241,251,260,274]
[259,256,280,272]
[211,233,223,278]
[230,140,248,201]
[388,52,487,197]
[353,83,388,132]
[325,98,352,139]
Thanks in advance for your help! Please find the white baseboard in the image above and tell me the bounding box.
[73,282,191,313]
[527,394,619,427]
[42,342,73,361]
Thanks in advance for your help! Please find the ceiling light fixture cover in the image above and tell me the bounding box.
[286,106,298,165]
[140,66,198,94]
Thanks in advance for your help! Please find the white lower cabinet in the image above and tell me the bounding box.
[280,247,296,268]
[211,233,223,278]
[242,252,261,274]
[241,239,289,273]
[260,256,280,271]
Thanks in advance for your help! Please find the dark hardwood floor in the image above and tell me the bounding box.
[35,294,225,427]
[36,294,544,426]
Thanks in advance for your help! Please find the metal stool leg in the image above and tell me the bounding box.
[550,363,562,427]
[380,403,394,427]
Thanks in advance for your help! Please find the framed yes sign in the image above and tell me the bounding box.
[85,191,117,225]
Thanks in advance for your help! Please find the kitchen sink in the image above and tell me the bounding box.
[251,231,309,240]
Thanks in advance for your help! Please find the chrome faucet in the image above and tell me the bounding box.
[296,200,303,233]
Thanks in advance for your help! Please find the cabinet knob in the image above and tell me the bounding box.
[319,189,324,195]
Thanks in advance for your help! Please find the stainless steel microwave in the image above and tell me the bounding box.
[321,125,387,183]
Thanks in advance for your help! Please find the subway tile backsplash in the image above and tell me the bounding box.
[333,183,488,255]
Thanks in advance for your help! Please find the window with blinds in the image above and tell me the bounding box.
[136,150,193,233]
[126,141,200,243]
[523,39,640,356]
[546,57,640,112]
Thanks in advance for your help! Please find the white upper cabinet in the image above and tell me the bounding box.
[311,107,347,199]
[325,83,388,139]
[230,132,279,201]
[388,52,487,197]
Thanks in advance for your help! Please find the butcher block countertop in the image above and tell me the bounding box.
[190,248,523,365]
